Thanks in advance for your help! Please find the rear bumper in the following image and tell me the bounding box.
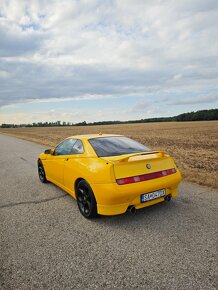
[90,171,181,215]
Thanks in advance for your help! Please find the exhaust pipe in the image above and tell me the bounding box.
[164,194,172,202]
[128,205,136,214]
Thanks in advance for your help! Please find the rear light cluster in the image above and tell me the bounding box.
[116,168,177,185]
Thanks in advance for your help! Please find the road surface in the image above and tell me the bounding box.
[0,134,217,290]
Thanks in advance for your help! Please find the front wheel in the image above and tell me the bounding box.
[76,180,98,219]
[38,160,48,183]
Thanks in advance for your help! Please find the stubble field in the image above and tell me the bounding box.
[0,121,217,188]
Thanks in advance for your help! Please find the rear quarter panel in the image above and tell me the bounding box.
[63,156,115,193]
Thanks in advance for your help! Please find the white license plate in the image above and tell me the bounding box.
[141,189,166,203]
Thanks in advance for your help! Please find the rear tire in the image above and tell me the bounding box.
[76,180,98,219]
[38,160,48,183]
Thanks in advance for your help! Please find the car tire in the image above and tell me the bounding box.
[76,180,98,219]
[38,160,48,183]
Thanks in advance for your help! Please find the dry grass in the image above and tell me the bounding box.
[1,121,218,188]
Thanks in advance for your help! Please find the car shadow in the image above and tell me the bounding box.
[45,181,185,232]
[94,199,182,226]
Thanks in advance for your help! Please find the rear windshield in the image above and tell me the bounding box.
[89,136,150,157]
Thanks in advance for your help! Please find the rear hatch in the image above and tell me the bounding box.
[101,151,176,183]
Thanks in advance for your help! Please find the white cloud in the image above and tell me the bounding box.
[27,94,114,104]
[0,107,129,124]
[0,0,218,119]
[0,70,10,78]
[173,74,183,80]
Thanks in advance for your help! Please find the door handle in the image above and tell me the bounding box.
[64,158,69,161]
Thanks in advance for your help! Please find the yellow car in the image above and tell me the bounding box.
[38,134,181,218]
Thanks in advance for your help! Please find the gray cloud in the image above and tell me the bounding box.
[0,0,218,110]
[0,21,43,57]
[169,94,218,106]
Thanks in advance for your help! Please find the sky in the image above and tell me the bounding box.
[0,0,218,125]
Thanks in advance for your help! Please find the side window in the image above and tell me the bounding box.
[71,140,84,154]
[54,139,84,156]
[55,139,77,156]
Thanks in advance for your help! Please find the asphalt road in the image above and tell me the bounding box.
[0,134,217,290]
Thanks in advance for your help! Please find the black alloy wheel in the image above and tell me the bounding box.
[76,180,98,219]
[38,160,48,183]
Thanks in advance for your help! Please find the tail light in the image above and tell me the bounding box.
[116,168,177,185]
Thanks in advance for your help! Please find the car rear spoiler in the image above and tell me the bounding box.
[118,151,166,162]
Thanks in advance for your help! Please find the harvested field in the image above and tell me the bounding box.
[1,121,218,188]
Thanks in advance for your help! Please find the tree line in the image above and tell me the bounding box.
[1,109,217,128]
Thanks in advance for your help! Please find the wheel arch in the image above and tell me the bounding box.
[74,177,96,200]
[74,178,85,195]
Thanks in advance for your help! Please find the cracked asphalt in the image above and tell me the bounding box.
[0,134,217,290]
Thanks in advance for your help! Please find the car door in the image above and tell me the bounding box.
[63,139,85,195]
[44,139,77,186]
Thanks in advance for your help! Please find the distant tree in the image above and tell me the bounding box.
[1,109,217,128]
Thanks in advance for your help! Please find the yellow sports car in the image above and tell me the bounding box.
[38,134,181,218]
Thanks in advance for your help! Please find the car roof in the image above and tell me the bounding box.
[66,133,123,140]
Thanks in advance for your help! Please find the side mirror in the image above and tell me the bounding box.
[44,149,54,155]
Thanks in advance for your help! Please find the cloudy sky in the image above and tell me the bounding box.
[0,0,218,124]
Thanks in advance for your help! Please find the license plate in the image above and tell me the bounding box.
[141,189,166,203]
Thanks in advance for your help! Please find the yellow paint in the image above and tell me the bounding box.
[39,134,182,216]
